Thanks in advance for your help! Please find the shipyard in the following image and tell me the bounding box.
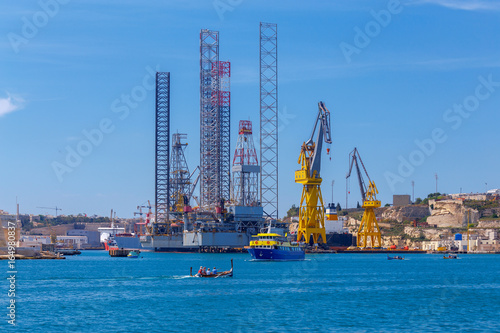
[1,1,500,332]
[2,22,500,255]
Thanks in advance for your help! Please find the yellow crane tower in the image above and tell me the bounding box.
[346,148,382,248]
[295,101,332,245]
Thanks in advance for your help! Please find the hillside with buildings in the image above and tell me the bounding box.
[2,189,500,254]
[341,190,500,252]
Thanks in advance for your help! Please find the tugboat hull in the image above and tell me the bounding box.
[248,248,305,261]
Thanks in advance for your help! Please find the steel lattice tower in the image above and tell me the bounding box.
[218,61,231,203]
[170,133,191,212]
[259,22,278,218]
[200,29,231,209]
[155,72,170,227]
[200,29,220,209]
[232,121,260,206]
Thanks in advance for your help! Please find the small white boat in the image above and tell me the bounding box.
[127,250,140,258]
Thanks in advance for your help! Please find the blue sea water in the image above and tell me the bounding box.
[2,251,500,332]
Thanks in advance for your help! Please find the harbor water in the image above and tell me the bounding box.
[2,251,500,332]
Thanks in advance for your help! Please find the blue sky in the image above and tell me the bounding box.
[1,0,499,218]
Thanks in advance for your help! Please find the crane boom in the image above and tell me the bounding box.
[188,172,201,204]
[36,206,62,217]
[346,148,368,202]
[309,101,332,178]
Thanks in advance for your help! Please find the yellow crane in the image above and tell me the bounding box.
[346,148,382,248]
[295,101,332,245]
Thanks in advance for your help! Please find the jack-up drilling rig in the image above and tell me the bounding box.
[295,101,332,245]
[346,148,382,248]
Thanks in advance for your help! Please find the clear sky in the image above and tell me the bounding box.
[1,0,499,218]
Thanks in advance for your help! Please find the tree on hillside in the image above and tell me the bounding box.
[356,201,361,209]
[336,203,342,211]
[415,198,422,204]
[286,204,299,218]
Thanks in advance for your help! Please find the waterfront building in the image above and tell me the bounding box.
[422,231,499,252]
[67,229,101,247]
[19,235,88,249]
[19,235,51,247]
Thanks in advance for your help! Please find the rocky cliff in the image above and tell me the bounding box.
[477,220,500,228]
[379,205,430,222]
[427,200,479,227]
[381,236,417,248]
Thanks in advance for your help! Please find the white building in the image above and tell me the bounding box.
[422,231,499,252]
[19,235,88,249]
[449,193,487,201]
[19,235,51,247]
[55,236,88,249]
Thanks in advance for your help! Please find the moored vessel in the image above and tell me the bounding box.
[104,235,118,251]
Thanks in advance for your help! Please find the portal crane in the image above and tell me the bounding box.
[295,101,332,244]
[346,148,382,248]
[134,201,153,222]
[134,201,153,235]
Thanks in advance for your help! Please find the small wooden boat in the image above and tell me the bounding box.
[443,254,458,259]
[190,259,233,278]
[387,255,404,260]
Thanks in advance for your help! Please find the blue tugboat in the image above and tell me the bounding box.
[247,233,305,261]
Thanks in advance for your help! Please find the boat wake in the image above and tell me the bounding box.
[133,275,193,280]
[172,275,193,279]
